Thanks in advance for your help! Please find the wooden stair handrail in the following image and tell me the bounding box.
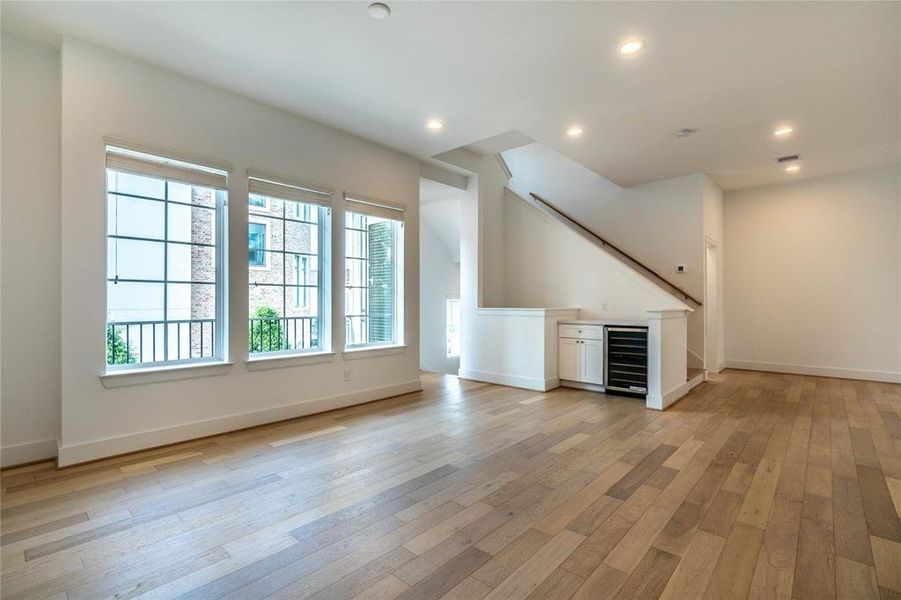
[528,192,703,306]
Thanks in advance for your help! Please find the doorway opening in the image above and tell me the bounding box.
[419,178,462,375]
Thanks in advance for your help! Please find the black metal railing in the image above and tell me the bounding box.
[249,316,318,354]
[106,316,319,365]
[106,319,216,366]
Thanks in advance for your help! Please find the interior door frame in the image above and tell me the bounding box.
[704,236,721,373]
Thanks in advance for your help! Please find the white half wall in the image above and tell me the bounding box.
[1,34,61,466]
[52,37,422,465]
[458,308,578,391]
[724,165,901,382]
[646,310,690,410]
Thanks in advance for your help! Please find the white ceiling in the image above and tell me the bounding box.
[420,178,461,261]
[4,1,898,190]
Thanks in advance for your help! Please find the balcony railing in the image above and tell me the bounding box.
[106,315,319,365]
[106,319,216,366]
[249,316,318,353]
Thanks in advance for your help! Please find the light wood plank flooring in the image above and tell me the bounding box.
[2,370,901,599]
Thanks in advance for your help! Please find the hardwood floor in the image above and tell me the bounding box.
[2,369,900,599]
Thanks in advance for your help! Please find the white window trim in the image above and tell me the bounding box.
[245,350,335,371]
[104,158,229,373]
[100,360,233,388]
[342,344,407,360]
[342,211,405,351]
[248,198,331,358]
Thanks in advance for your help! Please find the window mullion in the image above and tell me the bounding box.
[282,202,287,350]
[105,153,226,370]
[163,180,169,361]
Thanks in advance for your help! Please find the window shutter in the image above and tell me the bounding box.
[248,176,331,207]
[106,146,228,190]
[345,194,405,221]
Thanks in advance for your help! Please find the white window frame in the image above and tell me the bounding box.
[104,145,228,372]
[343,195,405,350]
[247,175,332,358]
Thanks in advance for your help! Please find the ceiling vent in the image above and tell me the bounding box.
[777,154,800,163]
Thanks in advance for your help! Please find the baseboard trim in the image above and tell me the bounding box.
[458,369,556,392]
[559,380,605,393]
[646,371,706,411]
[1,439,58,468]
[57,379,423,467]
[724,360,901,384]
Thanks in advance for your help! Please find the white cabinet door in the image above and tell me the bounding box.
[558,339,580,381]
[581,339,605,385]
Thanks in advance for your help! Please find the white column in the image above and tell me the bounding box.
[646,309,689,410]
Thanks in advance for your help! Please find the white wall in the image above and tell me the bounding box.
[502,189,689,319]
[419,217,459,374]
[1,34,61,466]
[503,143,707,362]
[51,37,422,465]
[724,165,901,382]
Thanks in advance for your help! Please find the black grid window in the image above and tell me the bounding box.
[106,164,225,368]
[248,194,324,354]
[344,211,400,347]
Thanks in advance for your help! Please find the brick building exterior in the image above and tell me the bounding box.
[188,191,318,355]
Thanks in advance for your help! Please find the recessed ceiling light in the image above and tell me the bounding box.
[618,39,645,55]
[774,126,794,137]
[674,128,696,138]
[368,2,391,19]
[785,164,801,173]
[567,127,584,137]
[426,119,443,130]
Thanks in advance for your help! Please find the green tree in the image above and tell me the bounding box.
[106,326,136,365]
[249,306,285,352]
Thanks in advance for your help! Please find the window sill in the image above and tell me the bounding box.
[342,344,407,360]
[100,361,233,389]
[245,351,335,371]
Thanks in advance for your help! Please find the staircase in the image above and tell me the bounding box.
[523,191,702,307]
[504,185,707,392]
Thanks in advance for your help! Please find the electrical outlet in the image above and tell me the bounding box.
[602,303,609,311]
[343,368,351,382]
